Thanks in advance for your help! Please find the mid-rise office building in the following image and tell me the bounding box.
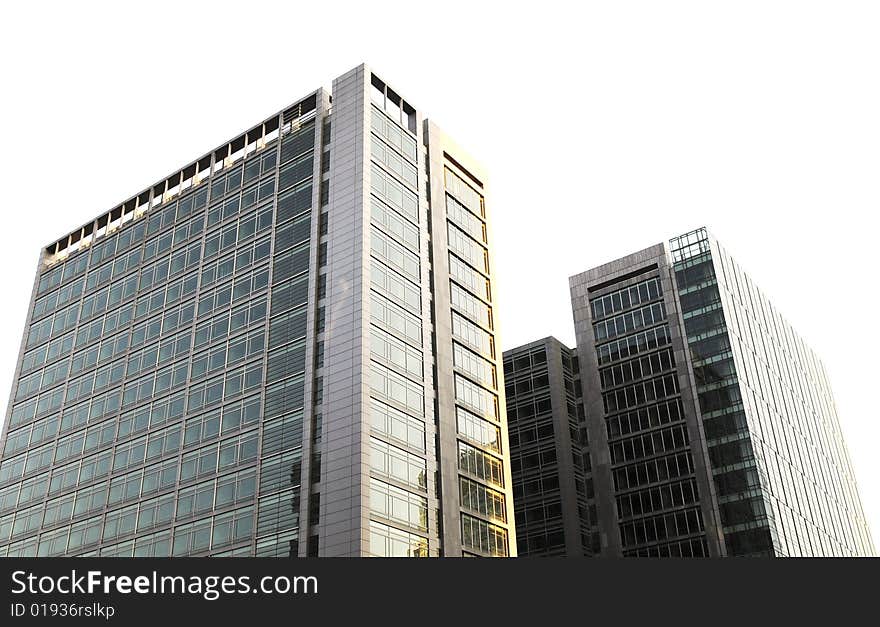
[502,337,598,556]
[569,227,874,557]
[0,64,516,557]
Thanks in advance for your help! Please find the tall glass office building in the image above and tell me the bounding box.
[0,64,516,557]
[570,227,874,556]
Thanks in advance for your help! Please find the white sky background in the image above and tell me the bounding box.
[0,1,877,551]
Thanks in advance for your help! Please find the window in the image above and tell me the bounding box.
[454,374,498,420]
[370,363,424,416]
[370,399,425,452]
[371,227,420,283]
[371,136,417,188]
[371,198,419,251]
[446,194,485,244]
[460,477,506,522]
[451,312,494,358]
[447,223,488,274]
[593,302,667,342]
[453,343,496,390]
[444,167,484,218]
[370,327,423,380]
[371,292,422,347]
[460,513,507,556]
[590,277,662,320]
[456,407,501,453]
[369,520,427,557]
[458,441,504,487]
[370,437,427,490]
[369,478,427,531]
[172,518,213,556]
[450,283,492,329]
[371,109,417,162]
[371,164,418,223]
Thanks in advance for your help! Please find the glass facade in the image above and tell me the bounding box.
[1,97,318,557]
[441,164,514,557]
[1,65,516,558]
[588,273,711,558]
[569,228,875,557]
[670,228,874,556]
[366,76,432,556]
[503,338,596,556]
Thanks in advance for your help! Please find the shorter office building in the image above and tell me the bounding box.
[506,227,874,557]
[502,337,598,556]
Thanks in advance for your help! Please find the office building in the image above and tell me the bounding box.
[0,64,516,557]
[502,337,598,556]
[570,227,874,556]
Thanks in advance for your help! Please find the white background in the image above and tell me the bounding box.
[1,1,877,552]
